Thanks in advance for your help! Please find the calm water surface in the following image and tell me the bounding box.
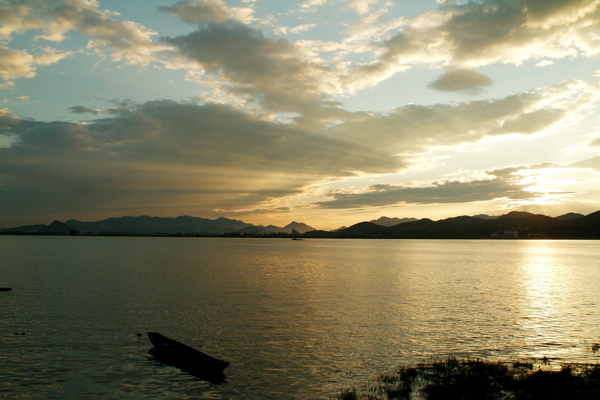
[1,237,599,399]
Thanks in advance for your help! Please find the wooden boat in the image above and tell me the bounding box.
[147,332,229,379]
[0,287,12,292]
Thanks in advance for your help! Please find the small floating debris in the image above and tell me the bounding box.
[0,287,12,292]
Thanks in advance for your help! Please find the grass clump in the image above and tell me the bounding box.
[336,358,600,400]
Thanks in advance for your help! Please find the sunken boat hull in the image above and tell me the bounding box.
[147,332,229,381]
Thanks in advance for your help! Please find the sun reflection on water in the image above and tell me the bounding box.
[521,243,560,320]
[515,240,592,363]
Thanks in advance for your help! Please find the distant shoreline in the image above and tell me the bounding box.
[1,231,598,240]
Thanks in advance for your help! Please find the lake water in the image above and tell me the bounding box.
[1,237,599,399]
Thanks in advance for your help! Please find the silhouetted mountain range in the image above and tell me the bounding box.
[369,216,418,226]
[319,210,600,239]
[1,215,315,236]
[1,210,599,238]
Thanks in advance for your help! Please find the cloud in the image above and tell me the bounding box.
[300,0,381,15]
[159,3,597,123]
[315,161,583,209]
[288,23,318,35]
[0,46,71,85]
[40,0,160,64]
[328,80,595,156]
[0,0,161,86]
[0,47,37,82]
[428,69,493,94]
[69,105,100,115]
[351,0,600,88]
[316,174,531,209]
[316,158,600,211]
[159,0,255,24]
[300,0,329,11]
[0,100,401,222]
[347,0,380,15]
[162,22,335,113]
[0,67,597,224]
[0,1,46,41]
[1,73,594,223]
[569,156,600,170]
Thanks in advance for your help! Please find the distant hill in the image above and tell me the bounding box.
[331,210,600,239]
[1,220,74,234]
[573,210,600,224]
[45,220,74,234]
[64,215,252,234]
[283,221,314,234]
[471,214,498,220]
[487,211,558,229]
[1,210,598,238]
[1,215,315,236]
[555,212,584,221]
[258,222,314,234]
[334,222,388,238]
[2,224,48,233]
[369,216,418,227]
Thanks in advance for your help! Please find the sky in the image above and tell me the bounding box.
[1,0,600,230]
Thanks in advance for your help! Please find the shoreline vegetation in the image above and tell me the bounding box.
[337,355,600,400]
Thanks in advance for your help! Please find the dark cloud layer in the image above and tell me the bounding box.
[316,176,530,209]
[428,69,493,94]
[69,105,100,114]
[162,22,331,112]
[0,100,400,222]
